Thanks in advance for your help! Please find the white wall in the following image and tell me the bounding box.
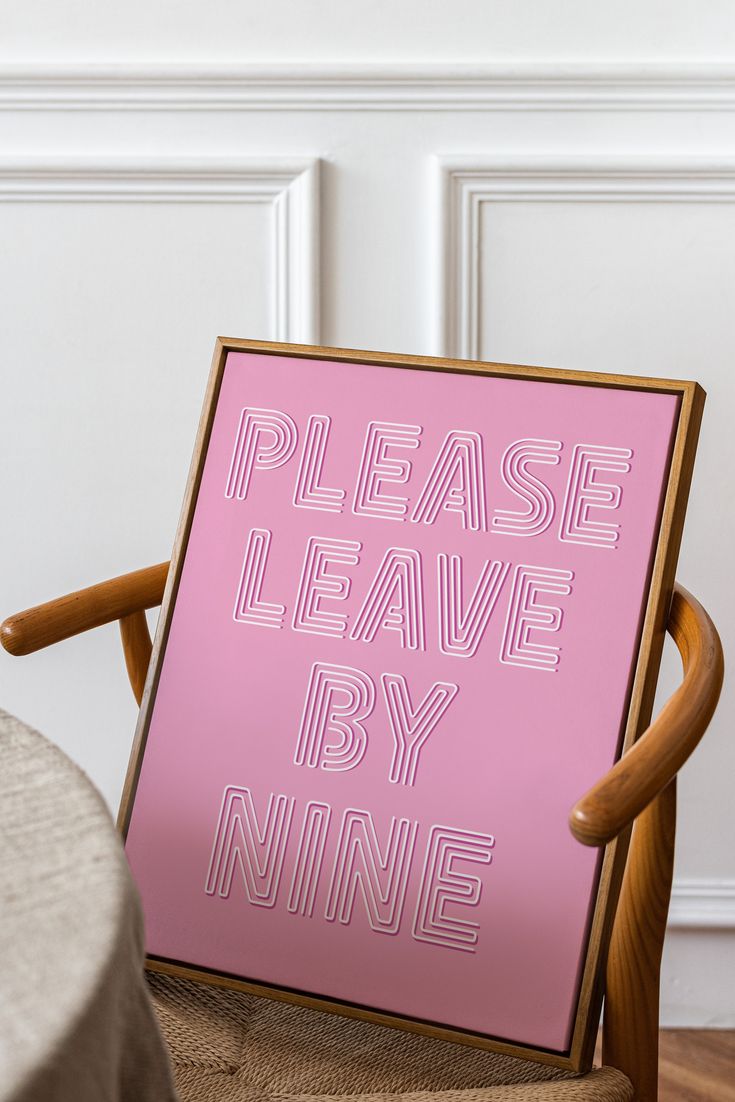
[0,0,733,1028]
[2,0,735,61]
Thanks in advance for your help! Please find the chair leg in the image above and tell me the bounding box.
[603,779,677,1102]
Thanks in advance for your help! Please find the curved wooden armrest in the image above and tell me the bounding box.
[2,571,724,837]
[0,563,169,657]
[570,584,724,847]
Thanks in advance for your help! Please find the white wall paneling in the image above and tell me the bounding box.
[669,879,735,930]
[436,157,735,360]
[0,52,733,1026]
[0,158,319,342]
[434,155,735,995]
[1,64,735,112]
[0,153,319,822]
[665,880,735,1025]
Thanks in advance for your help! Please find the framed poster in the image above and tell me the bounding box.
[120,338,703,1072]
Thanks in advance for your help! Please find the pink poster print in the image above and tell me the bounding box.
[124,348,680,1054]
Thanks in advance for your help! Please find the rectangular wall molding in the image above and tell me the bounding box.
[435,156,735,359]
[668,878,735,930]
[1,63,735,112]
[0,157,320,344]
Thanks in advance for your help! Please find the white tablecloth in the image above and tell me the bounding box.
[0,709,177,1101]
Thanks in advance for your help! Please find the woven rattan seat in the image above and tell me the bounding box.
[150,972,633,1102]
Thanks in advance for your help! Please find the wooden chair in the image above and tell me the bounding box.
[1,564,723,1102]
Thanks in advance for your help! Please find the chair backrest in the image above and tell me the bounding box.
[1,566,723,1102]
[118,575,723,1102]
[594,587,721,1102]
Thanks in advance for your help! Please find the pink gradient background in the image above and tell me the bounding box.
[125,351,678,1052]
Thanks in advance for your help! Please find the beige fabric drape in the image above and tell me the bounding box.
[0,710,176,1102]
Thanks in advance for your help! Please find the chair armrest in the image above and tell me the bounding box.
[1,563,170,656]
[570,584,724,847]
[3,571,723,839]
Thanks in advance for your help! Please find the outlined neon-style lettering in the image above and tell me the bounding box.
[349,548,425,651]
[204,785,294,906]
[559,444,633,548]
[325,810,418,934]
[438,553,511,658]
[293,414,346,513]
[353,422,422,520]
[292,536,362,637]
[412,825,494,952]
[287,801,332,917]
[491,438,562,537]
[294,662,375,771]
[411,431,487,532]
[500,564,574,672]
[381,674,459,786]
[233,527,285,628]
[225,407,298,500]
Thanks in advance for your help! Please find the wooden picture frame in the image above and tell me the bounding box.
[119,338,704,1073]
